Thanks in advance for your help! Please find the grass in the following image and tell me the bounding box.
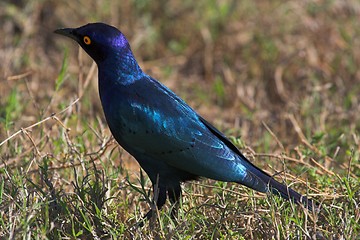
[1,0,360,239]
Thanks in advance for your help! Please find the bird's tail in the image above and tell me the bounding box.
[242,162,315,211]
[262,173,314,211]
[199,116,315,211]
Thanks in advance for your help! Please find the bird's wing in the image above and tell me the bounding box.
[124,77,230,156]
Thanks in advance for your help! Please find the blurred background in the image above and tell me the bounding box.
[0,0,360,238]
[1,0,360,167]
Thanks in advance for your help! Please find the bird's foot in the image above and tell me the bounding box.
[134,208,156,228]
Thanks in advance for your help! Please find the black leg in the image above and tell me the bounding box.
[137,184,167,227]
[168,183,182,219]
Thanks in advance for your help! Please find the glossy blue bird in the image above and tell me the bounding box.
[55,23,314,221]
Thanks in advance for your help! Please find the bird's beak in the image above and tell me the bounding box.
[54,28,79,42]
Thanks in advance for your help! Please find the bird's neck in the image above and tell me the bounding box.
[97,49,145,105]
[99,48,144,86]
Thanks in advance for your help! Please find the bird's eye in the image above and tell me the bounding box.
[83,36,91,45]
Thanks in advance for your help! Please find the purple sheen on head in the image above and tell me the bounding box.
[111,34,129,48]
[77,22,129,49]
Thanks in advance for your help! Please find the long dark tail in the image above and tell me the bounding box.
[262,176,316,211]
[199,117,315,211]
[257,170,315,211]
[237,165,316,211]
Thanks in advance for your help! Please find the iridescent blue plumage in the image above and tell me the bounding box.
[55,23,314,221]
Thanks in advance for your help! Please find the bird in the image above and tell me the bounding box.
[55,22,314,222]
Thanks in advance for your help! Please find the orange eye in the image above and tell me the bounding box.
[83,36,91,45]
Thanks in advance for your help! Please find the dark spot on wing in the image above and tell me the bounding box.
[190,138,195,148]
[157,138,196,155]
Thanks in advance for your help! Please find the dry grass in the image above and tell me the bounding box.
[1,0,359,239]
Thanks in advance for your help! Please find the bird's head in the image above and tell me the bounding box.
[55,22,130,63]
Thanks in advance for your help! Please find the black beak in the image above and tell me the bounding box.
[54,28,79,42]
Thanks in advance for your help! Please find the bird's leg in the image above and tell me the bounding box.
[137,181,167,227]
[167,184,182,220]
[145,185,167,219]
